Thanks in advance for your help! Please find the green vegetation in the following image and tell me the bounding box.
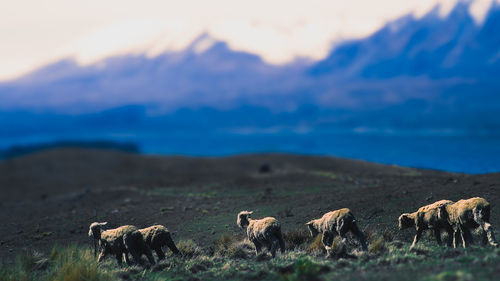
[3,234,500,281]
[0,246,113,281]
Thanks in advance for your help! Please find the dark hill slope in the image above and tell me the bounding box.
[0,149,498,261]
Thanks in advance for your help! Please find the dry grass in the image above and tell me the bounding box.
[211,234,252,259]
[284,229,312,250]
[280,258,322,281]
[176,240,204,258]
[0,246,112,281]
[306,235,326,256]
[368,235,386,255]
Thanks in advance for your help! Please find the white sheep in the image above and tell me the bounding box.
[236,211,285,258]
[88,222,155,266]
[398,200,454,248]
[444,197,498,248]
[306,208,367,255]
[138,225,181,260]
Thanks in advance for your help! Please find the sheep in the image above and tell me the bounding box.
[443,197,498,248]
[89,222,108,257]
[306,208,367,255]
[398,200,454,248]
[236,211,285,258]
[88,222,155,266]
[138,225,181,260]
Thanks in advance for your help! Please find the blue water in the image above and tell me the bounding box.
[1,129,499,174]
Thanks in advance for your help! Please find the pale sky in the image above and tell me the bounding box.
[0,0,497,81]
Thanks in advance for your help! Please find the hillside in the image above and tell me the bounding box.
[1,148,499,265]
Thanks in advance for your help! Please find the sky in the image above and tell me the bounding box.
[0,0,497,81]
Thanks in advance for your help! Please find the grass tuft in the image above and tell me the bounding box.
[280,258,322,281]
[211,234,250,259]
[0,246,112,281]
[307,235,326,256]
[368,235,386,255]
[430,270,473,281]
[284,229,311,250]
[177,239,204,258]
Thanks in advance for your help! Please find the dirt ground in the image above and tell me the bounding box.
[0,148,499,263]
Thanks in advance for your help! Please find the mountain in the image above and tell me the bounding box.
[0,34,307,113]
[1,2,500,135]
[310,2,500,79]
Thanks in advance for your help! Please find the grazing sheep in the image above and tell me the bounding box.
[398,200,454,248]
[444,197,498,248]
[138,225,180,260]
[88,222,155,266]
[236,211,285,257]
[89,222,108,257]
[306,208,367,255]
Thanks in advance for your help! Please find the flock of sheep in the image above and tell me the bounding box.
[88,196,497,267]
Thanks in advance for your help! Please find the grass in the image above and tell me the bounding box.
[0,246,112,281]
[2,239,500,281]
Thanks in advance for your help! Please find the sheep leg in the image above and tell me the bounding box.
[270,238,279,258]
[350,222,368,251]
[461,226,474,247]
[410,228,423,249]
[154,247,166,261]
[473,209,498,247]
[252,240,262,256]
[322,233,333,250]
[480,228,489,246]
[453,227,462,248]
[124,237,144,265]
[115,252,123,267]
[445,225,454,247]
[123,252,133,266]
[165,234,181,255]
[278,233,286,254]
[128,249,143,265]
[482,222,498,247]
[337,219,346,244]
[143,247,156,265]
[97,248,108,263]
[93,239,97,257]
[433,229,442,245]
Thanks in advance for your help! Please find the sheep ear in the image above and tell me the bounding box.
[248,211,253,215]
[99,222,108,226]
[306,221,313,225]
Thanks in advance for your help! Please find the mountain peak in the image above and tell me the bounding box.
[187,33,218,54]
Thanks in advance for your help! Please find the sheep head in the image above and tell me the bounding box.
[398,214,414,230]
[237,211,253,230]
[89,222,108,238]
[88,222,108,257]
[305,220,320,237]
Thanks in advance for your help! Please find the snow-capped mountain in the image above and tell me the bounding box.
[1,2,500,131]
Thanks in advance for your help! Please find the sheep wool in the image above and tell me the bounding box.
[237,211,285,258]
[444,197,498,248]
[88,222,155,267]
[139,225,180,260]
[306,208,367,255]
[398,200,454,248]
